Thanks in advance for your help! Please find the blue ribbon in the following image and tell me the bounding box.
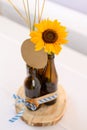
[9,93,58,123]
[9,94,37,123]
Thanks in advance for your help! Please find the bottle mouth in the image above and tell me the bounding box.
[29,67,37,75]
[48,54,55,59]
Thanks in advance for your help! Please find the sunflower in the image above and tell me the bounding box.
[30,19,68,54]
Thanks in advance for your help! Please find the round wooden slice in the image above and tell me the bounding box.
[21,39,47,69]
[15,85,66,126]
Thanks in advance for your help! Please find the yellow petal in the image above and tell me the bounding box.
[30,19,68,54]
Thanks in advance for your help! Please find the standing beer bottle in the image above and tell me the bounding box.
[42,54,58,105]
[24,67,41,110]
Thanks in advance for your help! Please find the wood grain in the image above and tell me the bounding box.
[15,85,66,126]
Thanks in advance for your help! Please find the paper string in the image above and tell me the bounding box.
[9,93,58,123]
[38,94,57,104]
[9,108,25,123]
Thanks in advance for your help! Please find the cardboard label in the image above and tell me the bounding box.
[21,39,47,69]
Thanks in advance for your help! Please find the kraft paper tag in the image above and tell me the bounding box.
[21,39,47,69]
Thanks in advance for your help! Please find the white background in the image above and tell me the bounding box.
[51,0,87,14]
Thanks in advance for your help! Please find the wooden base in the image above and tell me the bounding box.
[15,85,66,126]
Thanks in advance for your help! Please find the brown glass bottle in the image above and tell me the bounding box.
[37,67,46,96]
[24,68,41,110]
[42,54,58,105]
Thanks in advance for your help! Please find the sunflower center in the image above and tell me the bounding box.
[42,29,58,43]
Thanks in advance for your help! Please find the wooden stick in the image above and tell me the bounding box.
[33,0,37,30]
[38,0,40,23]
[7,0,27,24]
[39,0,46,21]
[27,0,31,31]
[23,0,28,25]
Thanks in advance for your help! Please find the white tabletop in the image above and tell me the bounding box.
[0,16,87,130]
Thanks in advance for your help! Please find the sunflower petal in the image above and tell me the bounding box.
[30,19,68,55]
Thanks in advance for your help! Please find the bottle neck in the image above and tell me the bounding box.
[29,68,37,78]
[48,54,55,60]
[44,54,56,81]
[47,54,55,65]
